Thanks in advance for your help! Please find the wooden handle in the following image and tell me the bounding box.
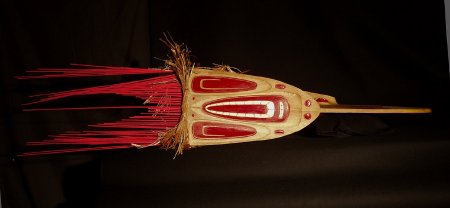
[320,105,432,114]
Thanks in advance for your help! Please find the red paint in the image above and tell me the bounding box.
[316,98,329,103]
[191,76,257,93]
[275,84,286,89]
[305,99,312,107]
[17,65,169,79]
[193,122,256,139]
[19,145,133,156]
[23,74,181,105]
[275,130,284,134]
[20,67,183,155]
[23,106,152,111]
[202,95,290,122]
[304,113,312,120]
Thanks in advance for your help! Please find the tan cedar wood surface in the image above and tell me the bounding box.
[184,69,431,147]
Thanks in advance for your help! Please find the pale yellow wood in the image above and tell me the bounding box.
[320,105,432,114]
[183,68,431,148]
[186,68,321,147]
[304,91,338,105]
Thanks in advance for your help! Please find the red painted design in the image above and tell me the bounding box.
[275,130,284,134]
[203,95,290,122]
[193,122,256,139]
[192,76,257,93]
[316,98,329,103]
[304,113,312,120]
[275,84,286,89]
[305,99,312,107]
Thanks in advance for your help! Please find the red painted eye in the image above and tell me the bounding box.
[192,76,257,93]
[202,95,290,122]
[193,122,256,139]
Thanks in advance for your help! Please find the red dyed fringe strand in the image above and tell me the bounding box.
[20,66,182,156]
[16,64,171,79]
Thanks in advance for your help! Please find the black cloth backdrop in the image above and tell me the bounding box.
[1,1,450,207]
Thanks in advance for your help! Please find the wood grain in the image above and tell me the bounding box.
[320,105,432,114]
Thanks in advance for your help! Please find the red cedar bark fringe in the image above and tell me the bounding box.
[20,38,215,156]
[16,64,172,79]
[20,66,182,156]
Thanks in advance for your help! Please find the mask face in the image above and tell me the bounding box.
[185,68,321,147]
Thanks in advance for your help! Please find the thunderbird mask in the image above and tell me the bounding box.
[18,37,430,156]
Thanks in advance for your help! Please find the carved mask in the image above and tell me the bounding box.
[186,68,321,147]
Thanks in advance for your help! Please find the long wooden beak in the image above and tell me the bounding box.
[319,105,432,114]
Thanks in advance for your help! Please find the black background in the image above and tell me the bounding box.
[1,1,450,207]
